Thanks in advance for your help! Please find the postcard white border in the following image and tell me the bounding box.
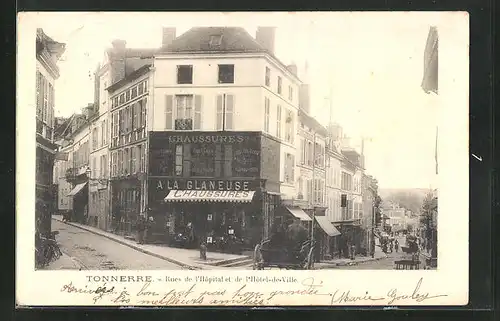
[16,11,469,306]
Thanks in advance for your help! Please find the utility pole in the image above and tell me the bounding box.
[311,133,316,242]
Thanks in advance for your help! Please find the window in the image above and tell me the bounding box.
[111,152,118,177]
[216,94,234,130]
[102,154,107,177]
[165,95,173,130]
[36,71,43,118]
[265,67,270,87]
[131,86,138,99]
[277,76,282,94]
[276,105,282,138]
[141,99,147,128]
[288,86,293,101]
[300,138,305,164]
[92,157,97,179]
[218,64,234,84]
[131,146,137,174]
[175,95,194,130]
[209,35,223,47]
[144,80,149,93]
[118,150,123,175]
[101,120,107,146]
[284,153,294,184]
[307,179,313,203]
[264,97,270,133]
[133,102,140,130]
[119,109,124,135]
[177,65,193,84]
[284,109,294,143]
[138,82,144,95]
[124,148,130,175]
[137,144,143,172]
[175,144,183,176]
[307,141,313,166]
[92,127,98,150]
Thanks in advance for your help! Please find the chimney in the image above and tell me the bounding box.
[256,27,276,55]
[162,27,177,49]
[286,63,298,76]
[93,63,100,111]
[110,39,126,84]
[298,84,310,113]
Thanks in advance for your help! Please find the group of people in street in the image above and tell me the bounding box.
[269,218,309,251]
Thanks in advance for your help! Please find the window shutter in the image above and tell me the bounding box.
[225,94,234,130]
[216,94,223,130]
[194,95,202,130]
[141,99,147,128]
[165,95,173,130]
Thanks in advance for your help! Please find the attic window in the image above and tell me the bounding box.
[209,35,223,47]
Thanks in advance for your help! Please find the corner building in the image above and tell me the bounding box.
[148,131,281,248]
[146,26,301,247]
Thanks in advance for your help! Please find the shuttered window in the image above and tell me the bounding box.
[216,94,234,130]
[264,97,270,133]
[165,95,173,130]
[194,95,202,130]
[216,95,223,130]
[225,94,234,130]
[276,105,282,138]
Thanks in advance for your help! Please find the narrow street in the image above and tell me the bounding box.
[51,219,184,270]
[333,236,424,270]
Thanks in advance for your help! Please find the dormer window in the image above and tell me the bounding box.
[209,35,223,47]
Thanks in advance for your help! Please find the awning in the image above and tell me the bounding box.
[315,216,341,236]
[285,207,312,221]
[67,182,87,197]
[164,190,256,203]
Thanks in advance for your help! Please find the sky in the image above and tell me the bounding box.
[35,12,439,189]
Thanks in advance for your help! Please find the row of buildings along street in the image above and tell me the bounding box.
[36,25,438,269]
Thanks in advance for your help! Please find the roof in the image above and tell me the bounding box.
[36,28,66,59]
[107,64,152,93]
[298,109,328,137]
[159,27,301,83]
[162,27,265,53]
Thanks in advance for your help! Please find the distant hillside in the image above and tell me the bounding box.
[378,188,434,214]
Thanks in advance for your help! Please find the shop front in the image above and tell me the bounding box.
[149,178,269,251]
[147,131,282,251]
[111,178,142,236]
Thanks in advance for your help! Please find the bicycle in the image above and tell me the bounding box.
[35,231,62,268]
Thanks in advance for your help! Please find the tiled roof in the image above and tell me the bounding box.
[162,27,266,53]
[298,109,328,136]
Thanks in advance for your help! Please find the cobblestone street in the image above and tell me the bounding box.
[51,219,184,270]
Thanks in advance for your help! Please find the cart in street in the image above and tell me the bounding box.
[252,238,316,270]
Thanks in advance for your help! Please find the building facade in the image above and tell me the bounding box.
[36,28,65,237]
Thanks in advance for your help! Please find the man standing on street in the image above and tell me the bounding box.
[136,216,146,245]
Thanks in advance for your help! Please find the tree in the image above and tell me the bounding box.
[373,194,382,226]
[420,191,438,258]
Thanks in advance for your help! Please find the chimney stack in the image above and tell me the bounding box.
[298,84,310,114]
[162,27,177,49]
[256,27,276,55]
[110,39,126,85]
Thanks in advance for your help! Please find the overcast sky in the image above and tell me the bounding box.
[35,12,441,189]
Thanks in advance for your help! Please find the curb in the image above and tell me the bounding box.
[317,255,388,269]
[52,217,202,270]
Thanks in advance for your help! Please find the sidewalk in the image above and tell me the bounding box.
[52,215,250,270]
[43,252,84,270]
[315,251,388,269]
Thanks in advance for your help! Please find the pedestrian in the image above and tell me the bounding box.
[395,239,399,252]
[136,216,146,244]
[389,239,393,253]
